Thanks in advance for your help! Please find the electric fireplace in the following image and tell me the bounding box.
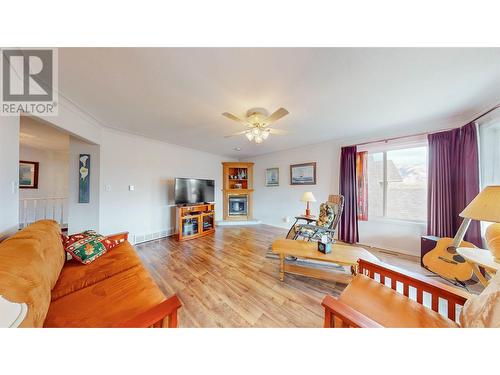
[228,195,248,216]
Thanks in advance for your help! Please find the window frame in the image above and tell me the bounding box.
[362,141,428,224]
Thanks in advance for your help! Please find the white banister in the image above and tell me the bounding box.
[19,197,68,229]
[23,200,28,229]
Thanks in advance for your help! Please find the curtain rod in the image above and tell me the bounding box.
[350,103,500,148]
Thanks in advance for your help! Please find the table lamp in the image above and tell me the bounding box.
[458,185,500,262]
[300,192,316,217]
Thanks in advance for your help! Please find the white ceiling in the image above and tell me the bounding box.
[58,48,500,158]
[20,115,69,152]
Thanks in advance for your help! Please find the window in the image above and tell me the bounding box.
[362,144,428,222]
[479,118,500,235]
[479,119,500,186]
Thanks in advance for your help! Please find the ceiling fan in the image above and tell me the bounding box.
[223,107,289,144]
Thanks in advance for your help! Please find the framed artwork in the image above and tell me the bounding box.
[266,167,279,187]
[290,162,316,185]
[19,161,39,189]
[79,154,90,203]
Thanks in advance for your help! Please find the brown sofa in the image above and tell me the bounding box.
[0,220,181,328]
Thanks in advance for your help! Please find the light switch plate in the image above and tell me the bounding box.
[105,184,112,192]
[129,185,134,191]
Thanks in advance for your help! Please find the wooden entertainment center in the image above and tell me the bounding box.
[176,203,215,241]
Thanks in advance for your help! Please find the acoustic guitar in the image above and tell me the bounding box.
[422,237,476,282]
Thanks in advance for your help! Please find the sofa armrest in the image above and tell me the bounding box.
[106,231,129,242]
[356,259,471,322]
[116,294,182,328]
[322,295,382,328]
[358,259,471,304]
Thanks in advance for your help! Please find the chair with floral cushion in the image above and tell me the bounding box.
[289,194,344,243]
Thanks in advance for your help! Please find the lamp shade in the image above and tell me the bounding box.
[460,185,500,222]
[300,192,316,203]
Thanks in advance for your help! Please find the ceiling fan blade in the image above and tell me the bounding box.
[265,107,289,125]
[268,128,289,135]
[222,112,246,123]
[224,130,248,138]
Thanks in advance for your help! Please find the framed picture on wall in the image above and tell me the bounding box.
[290,162,316,185]
[79,154,90,203]
[265,167,279,187]
[19,161,39,189]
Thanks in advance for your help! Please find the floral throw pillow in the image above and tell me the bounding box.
[64,230,125,264]
[316,203,334,227]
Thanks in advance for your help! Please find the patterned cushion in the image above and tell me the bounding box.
[296,227,316,238]
[64,230,125,264]
[316,203,334,227]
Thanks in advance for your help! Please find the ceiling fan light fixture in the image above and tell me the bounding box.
[223,107,289,144]
[245,131,254,141]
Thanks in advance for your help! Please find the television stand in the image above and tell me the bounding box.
[175,203,215,241]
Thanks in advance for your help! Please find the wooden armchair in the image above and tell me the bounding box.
[322,259,471,328]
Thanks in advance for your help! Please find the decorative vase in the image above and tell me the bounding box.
[485,223,500,263]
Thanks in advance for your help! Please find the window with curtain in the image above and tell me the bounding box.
[358,137,428,222]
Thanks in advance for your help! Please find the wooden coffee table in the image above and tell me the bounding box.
[272,239,379,283]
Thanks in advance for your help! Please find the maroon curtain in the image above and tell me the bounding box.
[427,123,481,246]
[339,146,359,243]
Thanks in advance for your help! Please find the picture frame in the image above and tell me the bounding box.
[79,154,90,203]
[265,167,279,187]
[290,162,316,185]
[19,161,39,189]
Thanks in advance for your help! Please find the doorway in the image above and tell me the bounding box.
[19,115,69,232]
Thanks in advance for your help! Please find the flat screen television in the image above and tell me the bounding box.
[174,178,215,205]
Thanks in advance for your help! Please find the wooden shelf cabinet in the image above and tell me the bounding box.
[222,162,254,221]
[176,203,215,241]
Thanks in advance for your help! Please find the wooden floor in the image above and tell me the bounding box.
[135,225,432,327]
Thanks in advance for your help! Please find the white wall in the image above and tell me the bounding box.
[68,136,100,234]
[0,115,20,239]
[19,146,69,199]
[99,128,233,243]
[247,137,427,256]
[19,145,69,224]
[35,98,103,233]
[249,140,341,228]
